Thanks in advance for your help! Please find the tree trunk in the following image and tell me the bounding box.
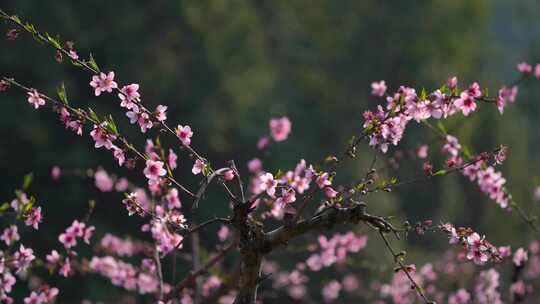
[234,249,262,304]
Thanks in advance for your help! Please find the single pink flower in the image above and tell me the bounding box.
[137,112,153,133]
[422,162,433,175]
[25,207,42,230]
[257,136,271,150]
[223,169,235,181]
[154,105,167,122]
[90,72,118,96]
[51,166,61,181]
[247,158,263,173]
[59,231,77,248]
[533,186,540,202]
[217,225,230,241]
[513,248,528,267]
[517,62,532,74]
[84,226,95,244]
[115,177,129,192]
[0,225,19,246]
[144,160,166,180]
[454,92,477,116]
[27,89,45,109]
[467,82,482,98]
[94,169,114,192]
[67,220,86,238]
[55,50,63,63]
[14,244,35,273]
[68,50,79,60]
[498,246,512,258]
[0,79,11,91]
[168,149,178,170]
[416,145,429,159]
[259,173,277,197]
[280,188,296,204]
[42,287,59,302]
[442,135,461,156]
[6,29,20,41]
[90,123,116,150]
[176,125,193,146]
[495,146,508,165]
[67,120,83,136]
[448,289,470,304]
[269,117,292,142]
[165,188,181,209]
[112,146,125,166]
[192,159,205,175]
[46,250,61,266]
[322,280,341,302]
[118,84,140,109]
[59,258,72,277]
[447,76,458,89]
[325,187,339,199]
[466,233,485,251]
[23,292,44,304]
[371,80,387,97]
[126,109,140,124]
[316,172,332,189]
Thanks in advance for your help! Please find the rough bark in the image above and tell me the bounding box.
[232,201,392,303]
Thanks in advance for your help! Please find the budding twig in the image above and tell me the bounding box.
[378,230,434,304]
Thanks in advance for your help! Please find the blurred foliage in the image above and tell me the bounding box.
[1,0,540,302]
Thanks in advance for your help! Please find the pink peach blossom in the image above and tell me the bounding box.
[90,72,118,96]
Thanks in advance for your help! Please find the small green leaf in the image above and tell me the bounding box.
[143,153,151,161]
[355,183,366,191]
[436,121,447,135]
[433,170,447,176]
[420,88,428,101]
[88,53,100,72]
[22,172,33,190]
[363,123,374,134]
[88,200,96,211]
[45,32,61,49]
[57,83,69,105]
[87,108,100,123]
[439,84,448,94]
[23,22,37,34]
[71,61,83,67]
[275,169,284,180]
[324,155,338,164]
[462,145,472,158]
[482,87,489,97]
[0,202,10,215]
[22,201,34,214]
[202,163,211,177]
[12,15,22,24]
[105,115,119,136]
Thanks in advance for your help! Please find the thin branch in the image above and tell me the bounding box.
[2,76,197,198]
[164,239,238,301]
[378,231,433,304]
[1,10,239,206]
[153,247,164,300]
[191,230,202,303]
[262,201,395,254]
[188,217,231,234]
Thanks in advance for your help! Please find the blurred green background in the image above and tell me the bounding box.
[2,0,540,303]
